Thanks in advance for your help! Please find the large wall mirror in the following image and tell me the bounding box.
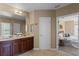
[30,24,34,33]
[0,11,27,38]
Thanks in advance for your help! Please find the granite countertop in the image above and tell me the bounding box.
[0,35,33,41]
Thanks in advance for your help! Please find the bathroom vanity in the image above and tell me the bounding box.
[0,36,34,56]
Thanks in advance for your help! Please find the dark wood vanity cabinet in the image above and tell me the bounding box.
[29,38,33,50]
[21,37,33,53]
[21,38,28,53]
[12,39,21,55]
[0,47,1,55]
[0,41,13,56]
[0,37,34,56]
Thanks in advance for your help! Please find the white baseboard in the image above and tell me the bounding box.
[33,48,57,50]
[50,48,57,50]
[33,48,40,50]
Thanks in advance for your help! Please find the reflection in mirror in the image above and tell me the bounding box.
[0,11,26,38]
[30,24,34,33]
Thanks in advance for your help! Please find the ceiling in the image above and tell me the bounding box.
[7,3,70,12]
[0,3,71,21]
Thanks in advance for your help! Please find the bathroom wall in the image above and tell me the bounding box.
[29,10,56,48]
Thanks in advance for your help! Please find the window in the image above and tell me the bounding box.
[26,24,28,32]
[1,23,11,38]
[13,23,20,34]
[30,24,34,33]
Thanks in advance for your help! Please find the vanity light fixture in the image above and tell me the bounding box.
[15,10,22,15]
[54,4,60,9]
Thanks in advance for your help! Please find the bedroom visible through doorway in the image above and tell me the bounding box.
[57,13,79,55]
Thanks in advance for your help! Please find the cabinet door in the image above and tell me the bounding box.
[1,43,12,56]
[12,40,21,55]
[26,37,34,51]
[0,47,1,55]
[30,39,33,50]
[22,39,27,52]
[26,39,30,51]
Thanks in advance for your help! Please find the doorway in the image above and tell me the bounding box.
[56,14,79,55]
[39,17,51,49]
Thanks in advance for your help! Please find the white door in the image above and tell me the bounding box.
[39,17,51,49]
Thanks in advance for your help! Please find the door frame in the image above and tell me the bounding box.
[39,16,52,49]
[56,12,79,50]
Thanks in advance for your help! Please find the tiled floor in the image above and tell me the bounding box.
[19,49,71,56]
[59,46,79,56]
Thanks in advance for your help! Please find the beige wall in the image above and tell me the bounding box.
[56,3,79,16]
[29,10,56,48]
